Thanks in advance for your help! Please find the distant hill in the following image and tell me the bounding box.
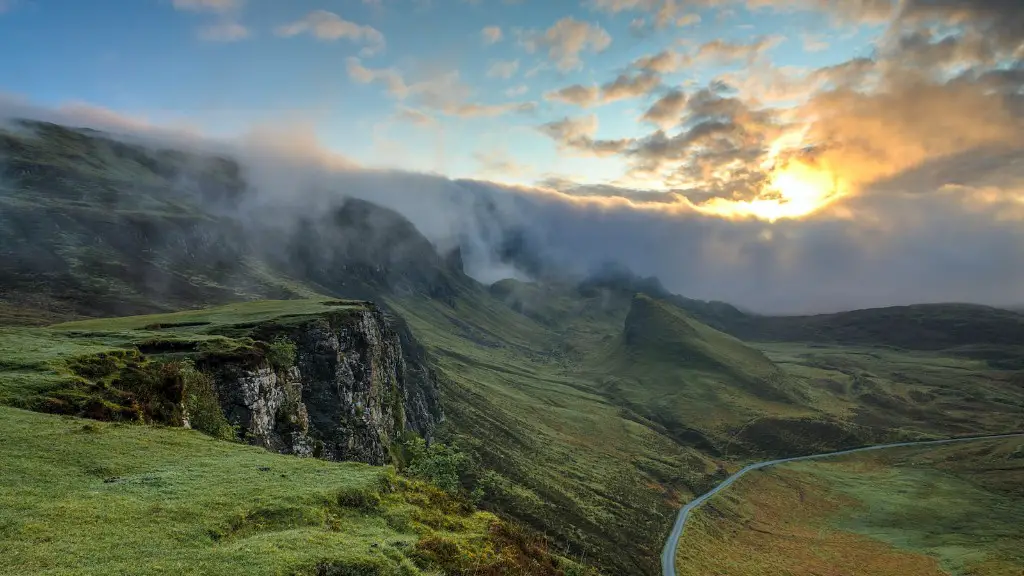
[577,268,1024,353]
[593,295,836,454]
[0,119,462,323]
[621,294,780,383]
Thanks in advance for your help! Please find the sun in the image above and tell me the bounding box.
[696,159,848,222]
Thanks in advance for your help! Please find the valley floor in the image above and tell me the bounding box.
[674,437,1024,576]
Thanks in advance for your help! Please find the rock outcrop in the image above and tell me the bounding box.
[198,304,442,465]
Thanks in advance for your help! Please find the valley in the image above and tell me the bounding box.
[674,437,1024,576]
[1,120,1023,576]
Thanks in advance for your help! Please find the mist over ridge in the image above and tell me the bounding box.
[2,97,1023,315]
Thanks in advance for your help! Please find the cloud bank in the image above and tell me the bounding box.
[4,84,1023,315]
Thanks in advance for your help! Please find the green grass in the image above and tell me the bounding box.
[757,342,1024,438]
[4,286,1023,576]
[51,298,362,333]
[0,328,126,405]
[676,437,1024,576]
[0,406,586,576]
[391,285,1024,575]
[389,286,721,576]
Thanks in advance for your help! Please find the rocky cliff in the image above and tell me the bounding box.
[197,304,442,465]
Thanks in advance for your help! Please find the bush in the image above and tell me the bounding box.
[180,361,237,441]
[401,437,471,494]
[266,337,297,372]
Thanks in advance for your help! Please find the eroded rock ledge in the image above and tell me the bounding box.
[198,305,442,465]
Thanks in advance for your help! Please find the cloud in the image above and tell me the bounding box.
[346,58,536,118]
[692,36,784,66]
[545,84,600,106]
[4,94,1024,314]
[539,115,634,156]
[600,72,662,103]
[504,85,529,97]
[276,10,385,55]
[346,58,409,97]
[520,17,612,71]
[172,0,242,12]
[394,106,436,126]
[198,21,250,42]
[802,34,829,51]
[545,72,662,108]
[474,150,533,178]
[676,13,702,26]
[486,59,520,79]
[641,89,687,128]
[631,49,687,73]
[746,0,895,25]
[481,25,503,45]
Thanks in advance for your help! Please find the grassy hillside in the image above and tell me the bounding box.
[675,437,1024,576]
[390,286,723,576]
[593,295,818,454]
[391,285,1024,575]
[0,120,461,324]
[581,270,1024,356]
[0,406,588,576]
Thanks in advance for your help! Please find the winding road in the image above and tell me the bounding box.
[661,432,1024,576]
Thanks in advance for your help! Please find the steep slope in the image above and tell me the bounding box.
[620,294,781,383]
[0,119,461,323]
[596,295,847,455]
[389,287,723,576]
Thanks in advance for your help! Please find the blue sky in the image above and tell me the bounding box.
[0,0,1020,223]
[0,0,882,186]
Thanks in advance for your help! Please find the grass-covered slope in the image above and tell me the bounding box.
[0,406,586,576]
[0,120,461,324]
[596,295,853,455]
[390,286,722,576]
[675,437,1024,576]
[392,280,1024,575]
[582,269,1024,357]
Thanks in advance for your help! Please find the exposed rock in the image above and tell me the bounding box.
[200,304,441,465]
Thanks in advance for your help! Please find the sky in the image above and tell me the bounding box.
[1,0,1023,312]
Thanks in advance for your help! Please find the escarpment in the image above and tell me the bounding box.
[197,304,442,465]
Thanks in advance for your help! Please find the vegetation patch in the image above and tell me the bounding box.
[675,437,1024,576]
[0,406,592,576]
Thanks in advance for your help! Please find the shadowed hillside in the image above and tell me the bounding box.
[0,120,461,323]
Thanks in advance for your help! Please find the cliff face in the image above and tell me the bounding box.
[199,305,442,465]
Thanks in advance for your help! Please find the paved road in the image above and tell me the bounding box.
[661,432,1024,576]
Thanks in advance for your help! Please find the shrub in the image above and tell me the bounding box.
[266,337,297,372]
[180,361,237,441]
[402,437,471,494]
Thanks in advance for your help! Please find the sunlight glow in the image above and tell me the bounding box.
[694,133,850,222]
